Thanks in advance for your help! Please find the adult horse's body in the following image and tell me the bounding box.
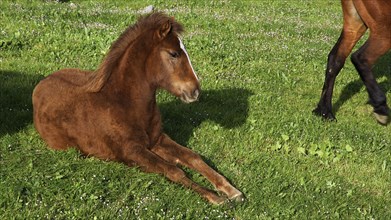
[33,12,243,204]
[313,0,391,124]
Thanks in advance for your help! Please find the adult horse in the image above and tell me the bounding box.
[32,12,243,204]
[313,0,391,124]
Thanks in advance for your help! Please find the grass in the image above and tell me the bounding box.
[1,0,391,219]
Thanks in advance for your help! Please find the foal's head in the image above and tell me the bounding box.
[85,13,200,102]
[147,15,200,103]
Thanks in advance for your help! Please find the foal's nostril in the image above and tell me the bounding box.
[193,89,200,99]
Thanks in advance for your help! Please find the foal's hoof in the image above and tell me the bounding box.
[374,112,389,125]
[229,192,245,203]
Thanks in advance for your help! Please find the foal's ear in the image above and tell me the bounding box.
[157,20,172,40]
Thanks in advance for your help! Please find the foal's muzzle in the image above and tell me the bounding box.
[180,88,200,103]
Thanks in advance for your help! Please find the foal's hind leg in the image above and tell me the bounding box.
[120,143,226,205]
[151,134,244,202]
[351,36,391,124]
[313,1,367,120]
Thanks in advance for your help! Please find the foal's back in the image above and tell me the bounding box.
[33,69,94,150]
[33,69,90,99]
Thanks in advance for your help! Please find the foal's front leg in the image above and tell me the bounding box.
[151,134,244,202]
[120,142,225,205]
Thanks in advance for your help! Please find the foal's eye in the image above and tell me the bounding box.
[169,51,180,58]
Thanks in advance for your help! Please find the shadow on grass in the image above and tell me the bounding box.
[159,88,253,145]
[0,70,44,136]
[333,52,391,114]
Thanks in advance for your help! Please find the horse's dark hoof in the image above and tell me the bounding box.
[312,107,336,121]
[312,107,322,116]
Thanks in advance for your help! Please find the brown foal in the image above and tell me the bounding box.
[33,12,244,204]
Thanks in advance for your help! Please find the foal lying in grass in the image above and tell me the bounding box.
[32,12,244,204]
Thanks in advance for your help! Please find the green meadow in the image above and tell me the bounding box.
[1,0,390,219]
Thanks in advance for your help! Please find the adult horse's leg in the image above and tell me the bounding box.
[351,36,391,124]
[120,143,226,205]
[151,134,244,202]
[313,1,367,120]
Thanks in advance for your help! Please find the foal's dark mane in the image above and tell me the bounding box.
[84,12,184,92]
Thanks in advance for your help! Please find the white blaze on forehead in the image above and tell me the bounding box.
[179,37,199,81]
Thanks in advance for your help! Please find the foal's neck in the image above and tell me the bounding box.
[101,44,157,106]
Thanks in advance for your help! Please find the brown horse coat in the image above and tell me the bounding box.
[33,12,243,204]
[314,0,391,124]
